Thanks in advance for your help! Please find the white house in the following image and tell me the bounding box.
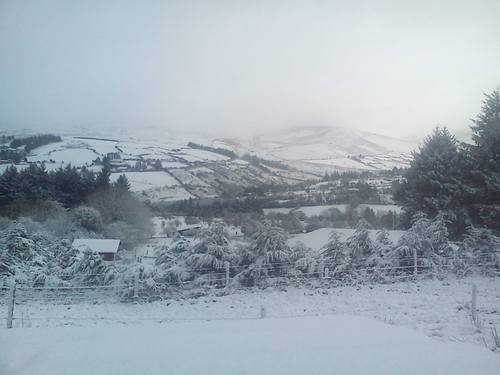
[72,239,121,262]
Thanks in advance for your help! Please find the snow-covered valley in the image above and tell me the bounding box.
[1,126,416,202]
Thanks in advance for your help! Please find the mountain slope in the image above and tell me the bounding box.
[213,126,416,171]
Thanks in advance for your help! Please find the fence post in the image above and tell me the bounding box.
[6,283,16,329]
[133,271,139,302]
[224,261,230,288]
[260,305,266,319]
[413,248,418,279]
[471,283,478,325]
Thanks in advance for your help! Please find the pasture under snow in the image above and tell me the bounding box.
[110,171,180,191]
[1,277,499,375]
[263,204,402,217]
[289,227,406,253]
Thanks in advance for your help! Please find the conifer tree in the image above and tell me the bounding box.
[394,214,451,277]
[393,127,466,237]
[464,89,500,232]
[186,221,234,273]
[321,231,346,268]
[320,230,349,279]
[345,219,373,264]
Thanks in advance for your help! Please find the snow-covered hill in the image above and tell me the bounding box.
[2,125,417,201]
[214,126,417,172]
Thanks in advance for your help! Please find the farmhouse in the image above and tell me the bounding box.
[72,239,121,262]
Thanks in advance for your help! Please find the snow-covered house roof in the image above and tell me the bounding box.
[72,239,121,254]
[177,224,202,232]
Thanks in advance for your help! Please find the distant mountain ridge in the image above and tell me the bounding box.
[213,126,416,172]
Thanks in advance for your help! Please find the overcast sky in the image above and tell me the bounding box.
[0,0,499,138]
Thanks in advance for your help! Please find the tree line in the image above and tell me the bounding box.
[394,89,500,238]
[9,134,62,152]
[0,164,111,212]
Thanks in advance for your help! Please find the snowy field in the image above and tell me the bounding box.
[174,148,230,162]
[110,171,180,191]
[2,277,499,345]
[1,314,499,375]
[1,277,499,374]
[289,227,406,252]
[0,163,29,174]
[263,204,402,217]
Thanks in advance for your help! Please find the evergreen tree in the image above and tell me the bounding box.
[393,127,467,237]
[320,230,349,279]
[114,174,131,193]
[464,89,500,232]
[95,163,111,188]
[393,214,451,277]
[321,231,346,266]
[71,248,114,286]
[186,221,234,274]
[236,221,292,285]
[365,229,395,282]
[458,226,500,275]
[345,218,373,265]
[248,222,291,274]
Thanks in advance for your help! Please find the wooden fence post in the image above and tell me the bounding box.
[6,283,16,329]
[413,248,418,279]
[133,271,139,302]
[224,261,230,288]
[260,305,266,319]
[471,283,478,326]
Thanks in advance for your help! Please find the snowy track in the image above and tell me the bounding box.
[1,315,500,375]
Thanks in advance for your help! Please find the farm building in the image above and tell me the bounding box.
[177,224,202,237]
[72,239,121,262]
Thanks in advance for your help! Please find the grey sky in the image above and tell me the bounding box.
[1,0,499,138]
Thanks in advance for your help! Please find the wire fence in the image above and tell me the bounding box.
[1,253,499,328]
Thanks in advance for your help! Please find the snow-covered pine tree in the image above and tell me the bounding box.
[0,222,37,285]
[71,247,115,286]
[292,241,320,278]
[458,226,500,276]
[320,230,348,279]
[248,222,291,275]
[155,236,192,284]
[464,89,500,232]
[114,174,131,193]
[118,262,160,302]
[185,221,234,285]
[394,214,451,278]
[235,221,292,286]
[72,206,102,232]
[393,126,466,237]
[365,229,396,282]
[0,221,69,287]
[345,219,373,264]
[5,221,35,262]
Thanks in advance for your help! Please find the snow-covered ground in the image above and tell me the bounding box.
[3,277,499,349]
[110,171,180,190]
[174,148,230,162]
[1,314,499,375]
[289,228,405,252]
[263,204,402,217]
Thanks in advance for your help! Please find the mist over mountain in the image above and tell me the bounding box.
[215,126,415,159]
